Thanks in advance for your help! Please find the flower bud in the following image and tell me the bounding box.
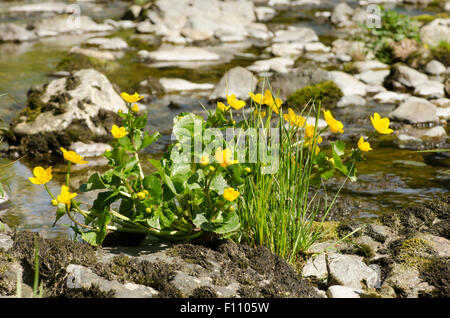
[209,166,215,172]
[131,104,139,113]
[137,192,146,200]
[244,167,251,173]
[51,199,58,206]
[145,207,151,213]
[143,190,149,196]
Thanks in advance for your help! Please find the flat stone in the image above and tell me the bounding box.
[270,42,304,57]
[385,263,434,298]
[159,78,214,92]
[138,47,220,62]
[70,142,112,158]
[436,107,450,119]
[327,253,378,289]
[247,57,294,73]
[373,91,407,104]
[8,3,70,14]
[417,234,450,257]
[414,81,445,98]
[303,42,331,53]
[326,285,363,298]
[66,264,159,298]
[329,71,367,96]
[0,233,14,251]
[431,98,450,108]
[420,19,450,47]
[389,96,438,124]
[69,47,116,61]
[425,60,446,75]
[353,60,389,73]
[391,64,429,89]
[337,95,366,107]
[254,6,276,21]
[356,70,390,86]
[84,37,128,51]
[273,27,318,43]
[0,23,38,42]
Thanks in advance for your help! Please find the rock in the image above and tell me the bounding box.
[386,64,429,91]
[446,79,450,97]
[416,234,450,257]
[8,3,70,14]
[329,71,367,96]
[273,27,318,43]
[70,142,112,158]
[159,78,215,93]
[247,57,294,74]
[331,39,365,57]
[396,134,423,149]
[0,23,38,42]
[69,47,116,61]
[436,107,450,119]
[389,97,439,124]
[301,253,328,282]
[337,95,366,107]
[0,233,13,251]
[254,6,276,21]
[425,60,446,76]
[260,64,330,100]
[304,42,331,53]
[420,19,450,47]
[66,264,159,298]
[122,5,142,20]
[0,192,9,211]
[10,69,127,156]
[138,47,220,62]
[210,67,257,100]
[326,285,364,298]
[0,221,10,233]
[326,253,378,289]
[356,70,390,86]
[271,43,305,57]
[84,37,128,51]
[331,3,354,28]
[385,263,434,298]
[364,224,393,244]
[421,126,447,139]
[414,81,445,98]
[431,98,450,108]
[373,91,407,104]
[32,15,114,37]
[353,60,389,73]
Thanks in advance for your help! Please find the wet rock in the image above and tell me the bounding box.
[304,42,331,53]
[9,69,127,157]
[273,26,318,43]
[385,264,434,298]
[373,91,407,104]
[69,47,116,61]
[416,234,450,258]
[70,142,111,158]
[138,47,220,62]
[364,224,393,244]
[421,126,447,139]
[331,39,365,58]
[0,23,38,42]
[247,57,294,74]
[329,71,367,96]
[414,81,445,99]
[353,60,389,73]
[420,19,450,48]
[336,95,366,107]
[84,37,128,51]
[326,253,378,289]
[159,78,214,93]
[122,5,142,21]
[424,60,446,76]
[32,15,114,37]
[389,96,438,124]
[356,70,390,86]
[331,3,354,28]
[66,264,159,298]
[270,42,305,58]
[0,192,9,212]
[326,285,364,298]
[210,66,257,100]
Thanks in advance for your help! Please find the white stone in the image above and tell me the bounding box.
[211,66,258,100]
[247,57,294,73]
[425,60,446,75]
[69,47,116,61]
[337,95,366,107]
[389,96,439,124]
[84,37,129,51]
[326,285,363,298]
[356,70,390,85]
[138,47,220,62]
[301,254,328,281]
[70,142,112,158]
[394,64,429,89]
[329,71,367,96]
[436,107,450,119]
[414,81,445,98]
[303,42,331,53]
[327,253,378,289]
[420,19,450,47]
[271,43,305,57]
[254,6,276,21]
[353,60,389,73]
[273,27,318,43]
[159,78,214,92]
[373,91,406,104]
[421,126,447,138]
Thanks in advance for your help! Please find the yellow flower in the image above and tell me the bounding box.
[323,110,344,134]
[131,104,139,113]
[217,101,230,112]
[29,166,53,185]
[215,147,238,168]
[249,92,264,104]
[304,124,323,145]
[51,199,58,206]
[223,187,240,202]
[121,92,144,103]
[57,185,77,207]
[111,125,128,139]
[200,155,210,166]
[370,113,393,135]
[209,166,215,172]
[60,147,88,164]
[244,167,251,173]
[283,108,306,127]
[253,109,266,118]
[328,157,335,165]
[263,90,282,114]
[358,136,373,152]
[137,192,146,200]
[226,94,246,110]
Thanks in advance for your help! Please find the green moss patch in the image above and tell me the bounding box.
[431,41,450,67]
[286,81,343,110]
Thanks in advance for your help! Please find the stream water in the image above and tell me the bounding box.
[0,0,448,239]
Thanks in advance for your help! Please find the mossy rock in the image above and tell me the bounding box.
[393,237,436,271]
[57,53,119,74]
[286,81,343,110]
[431,41,450,67]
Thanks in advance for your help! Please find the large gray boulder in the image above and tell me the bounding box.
[210,66,258,100]
[389,96,439,124]
[10,69,127,157]
[420,19,450,47]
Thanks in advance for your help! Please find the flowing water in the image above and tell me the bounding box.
[0,0,448,239]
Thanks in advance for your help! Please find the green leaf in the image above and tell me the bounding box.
[332,141,346,157]
[81,231,99,246]
[96,208,111,245]
[139,131,160,151]
[145,205,175,229]
[118,136,134,152]
[133,115,147,130]
[209,173,228,194]
[192,210,240,234]
[79,173,107,192]
[52,203,67,227]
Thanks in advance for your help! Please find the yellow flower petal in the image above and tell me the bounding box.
[370,113,393,135]
[121,92,144,104]
[57,185,77,207]
[223,187,240,202]
[60,148,88,164]
[323,110,344,134]
[111,125,128,139]
[358,136,373,152]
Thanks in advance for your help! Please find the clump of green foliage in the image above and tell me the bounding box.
[366,8,421,64]
[286,81,343,110]
[431,41,450,66]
